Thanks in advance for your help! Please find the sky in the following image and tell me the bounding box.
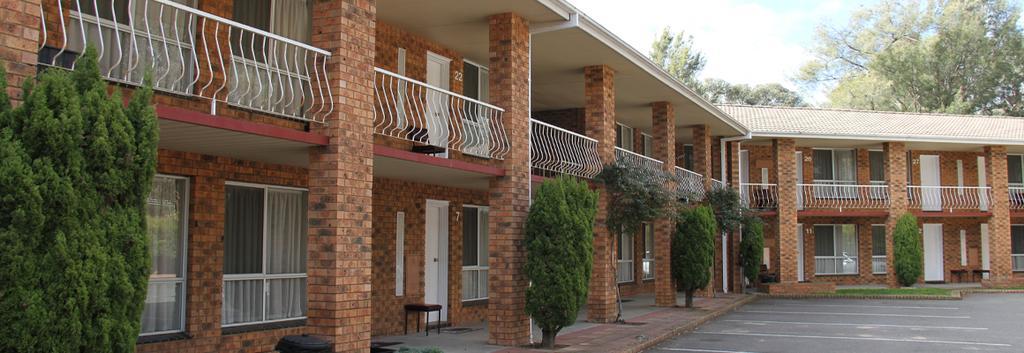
[570,0,880,103]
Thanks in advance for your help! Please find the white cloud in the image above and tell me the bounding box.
[569,0,860,101]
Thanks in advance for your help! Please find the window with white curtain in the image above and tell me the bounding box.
[617,229,635,283]
[1012,225,1024,272]
[140,175,188,335]
[642,223,655,280]
[615,123,634,152]
[1009,155,1024,187]
[461,206,489,301]
[65,0,197,94]
[228,0,313,117]
[813,149,857,198]
[869,150,885,184]
[871,225,886,274]
[641,133,654,158]
[814,224,858,275]
[223,183,308,327]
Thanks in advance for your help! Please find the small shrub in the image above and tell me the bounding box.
[672,205,717,307]
[893,213,923,287]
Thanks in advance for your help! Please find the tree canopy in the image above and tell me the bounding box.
[651,27,806,106]
[799,0,1024,115]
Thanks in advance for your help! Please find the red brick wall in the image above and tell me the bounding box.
[584,64,618,323]
[533,108,586,135]
[1,0,40,103]
[371,178,489,336]
[138,149,309,353]
[797,217,888,285]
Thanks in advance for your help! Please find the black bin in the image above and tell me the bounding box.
[275,334,331,353]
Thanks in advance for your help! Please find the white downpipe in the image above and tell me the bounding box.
[720,133,752,187]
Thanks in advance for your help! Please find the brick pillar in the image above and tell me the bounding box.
[773,138,799,283]
[693,125,714,191]
[1,0,41,103]
[486,12,532,346]
[307,2,375,352]
[651,101,676,306]
[584,65,618,323]
[883,142,907,288]
[984,146,1013,285]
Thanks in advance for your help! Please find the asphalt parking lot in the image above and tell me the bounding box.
[648,294,1024,353]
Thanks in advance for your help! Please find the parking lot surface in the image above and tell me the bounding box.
[648,294,1024,353]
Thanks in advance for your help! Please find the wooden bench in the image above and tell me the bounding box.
[404,303,443,336]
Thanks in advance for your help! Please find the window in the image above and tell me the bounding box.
[1009,155,1024,187]
[229,0,314,116]
[681,144,695,170]
[813,149,857,198]
[462,61,492,158]
[642,223,655,280]
[616,123,634,152]
[1013,225,1024,272]
[140,175,188,335]
[65,0,197,94]
[223,183,308,327]
[871,225,886,274]
[461,206,489,301]
[641,133,654,158]
[814,224,858,275]
[869,150,885,184]
[617,229,634,283]
[395,212,405,296]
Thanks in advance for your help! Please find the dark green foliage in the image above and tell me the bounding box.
[705,187,747,233]
[525,176,598,348]
[893,213,923,287]
[672,206,717,308]
[739,217,765,289]
[597,162,674,235]
[0,48,158,352]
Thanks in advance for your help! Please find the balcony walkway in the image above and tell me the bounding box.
[372,293,752,353]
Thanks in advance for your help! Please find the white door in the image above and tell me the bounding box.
[981,223,990,279]
[796,151,804,210]
[425,52,451,157]
[920,155,941,211]
[978,156,989,211]
[923,223,944,282]
[424,199,449,322]
[739,150,750,204]
[797,224,805,282]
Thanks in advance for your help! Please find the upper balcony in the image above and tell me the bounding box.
[530,119,601,178]
[739,182,994,214]
[908,185,991,212]
[38,0,332,124]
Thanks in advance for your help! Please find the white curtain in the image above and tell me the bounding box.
[268,278,306,320]
[141,282,183,333]
[141,176,186,334]
[835,150,856,181]
[839,225,858,274]
[267,190,307,274]
[223,279,264,325]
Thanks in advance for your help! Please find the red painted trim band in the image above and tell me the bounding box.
[373,145,505,177]
[155,104,329,146]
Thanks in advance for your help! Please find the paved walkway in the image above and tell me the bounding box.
[374,292,753,353]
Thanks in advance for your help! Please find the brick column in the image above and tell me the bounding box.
[884,142,907,288]
[692,125,714,191]
[651,101,676,306]
[773,138,799,283]
[486,12,532,345]
[984,146,1014,285]
[584,65,618,323]
[307,2,375,352]
[1,0,41,103]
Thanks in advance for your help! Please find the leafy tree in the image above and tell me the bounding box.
[0,48,158,352]
[650,27,707,88]
[702,79,807,107]
[739,217,765,291]
[525,176,598,348]
[800,0,1024,115]
[893,213,923,287]
[705,186,747,233]
[672,206,717,308]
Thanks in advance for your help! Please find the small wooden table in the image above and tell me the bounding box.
[404,303,443,336]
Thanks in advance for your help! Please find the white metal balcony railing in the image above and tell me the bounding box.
[797,182,890,210]
[907,186,992,211]
[1010,187,1024,210]
[39,0,333,123]
[740,183,778,209]
[615,147,665,183]
[616,259,634,283]
[815,255,858,275]
[872,255,887,274]
[530,119,601,178]
[374,68,508,160]
[1013,254,1024,272]
[675,166,706,200]
[711,178,726,191]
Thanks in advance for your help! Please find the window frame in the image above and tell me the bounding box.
[222,181,309,328]
[642,223,655,280]
[140,174,190,336]
[617,228,635,283]
[615,123,634,152]
[813,224,859,275]
[812,148,857,184]
[641,132,654,158]
[461,204,489,302]
[1012,224,1024,272]
[1009,154,1024,187]
[870,224,886,275]
[868,149,886,184]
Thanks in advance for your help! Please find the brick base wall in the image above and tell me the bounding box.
[764,282,836,295]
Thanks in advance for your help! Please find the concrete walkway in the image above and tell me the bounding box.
[372,292,754,353]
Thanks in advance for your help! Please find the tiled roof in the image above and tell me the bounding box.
[716,104,1024,144]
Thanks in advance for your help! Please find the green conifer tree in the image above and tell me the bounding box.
[672,205,716,308]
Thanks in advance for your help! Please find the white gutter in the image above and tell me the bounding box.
[531,12,579,35]
[720,133,752,186]
[746,131,1024,146]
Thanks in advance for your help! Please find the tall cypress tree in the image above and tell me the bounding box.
[672,205,716,308]
[525,176,598,348]
[0,48,158,352]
